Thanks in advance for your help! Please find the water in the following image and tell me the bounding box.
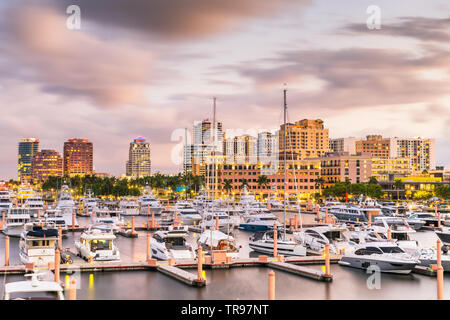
[0,215,448,300]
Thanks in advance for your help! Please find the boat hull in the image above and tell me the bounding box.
[338,256,417,274]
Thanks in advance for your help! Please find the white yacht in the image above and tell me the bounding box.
[238,186,264,211]
[19,224,58,266]
[78,190,99,216]
[3,208,31,237]
[248,230,306,256]
[56,184,76,216]
[24,195,44,218]
[139,187,163,216]
[119,199,140,216]
[197,229,240,258]
[326,204,382,223]
[92,207,124,233]
[0,188,12,214]
[293,224,356,254]
[338,242,419,274]
[201,210,235,232]
[239,213,280,232]
[75,226,120,261]
[171,201,202,225]
[3,271,65,300]
[150,226,196,260]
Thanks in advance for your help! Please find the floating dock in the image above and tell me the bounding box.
[157,265,206,287]
[268,261,332,282]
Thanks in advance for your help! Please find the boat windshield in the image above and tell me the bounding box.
[165,237,186,247]
[90,239,112,251]
[323,231,344,241]
[379,246,405,254]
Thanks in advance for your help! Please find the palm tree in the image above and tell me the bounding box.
[222,179,233,197]
[240,179,249,189]
[393,179,404,200]
[257,175,269,190]
[314,177,325,195]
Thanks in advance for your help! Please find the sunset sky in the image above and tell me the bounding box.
[0,0,449,179]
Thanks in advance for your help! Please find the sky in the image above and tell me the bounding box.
[0,0,449,179]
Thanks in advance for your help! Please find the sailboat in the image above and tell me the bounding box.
[248,88,306,257]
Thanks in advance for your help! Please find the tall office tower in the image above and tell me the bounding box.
[31,149,63,182]
[390,138,436,171]
[63,138,93,176]
[126,136,151,178]
[257,131,279,163]
[329,137,357,154]
[279,119,330,160]
[224,134,257,164]
[184,118,224,174]
[355,135,391,158]
[18,138,39,182]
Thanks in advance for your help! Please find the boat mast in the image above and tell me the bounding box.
[283,87,287,241]
[212,97,217,202]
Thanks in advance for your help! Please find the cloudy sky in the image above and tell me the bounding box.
[0,0,449,179]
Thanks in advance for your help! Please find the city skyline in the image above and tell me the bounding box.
[1,0,449,179]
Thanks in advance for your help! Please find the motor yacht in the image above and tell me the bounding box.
[55,184,75,216]
[19,224,58,266]
[139,186,163,216]
[150,226,196,260]
[92,207,124,233]
[293,224,356,254]
[201,210,235,232]
[239,213,280,232]
[248,230,306,256]
[171,201,202,225]
[78,190,99,216]
[3,208,31,237]
[75,226,120,261]
[24,195,44,218]
[0,188,12,214]
[119,199,140,216]
[338,242,419,274]
[197,229,240,258]
[408,212,441,228]
[3,271,64,300]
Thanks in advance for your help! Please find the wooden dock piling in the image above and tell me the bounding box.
[268,270,275,300]
[5,236,9,267]
[437,239,444,300]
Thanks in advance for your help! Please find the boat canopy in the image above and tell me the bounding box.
[199,230,234,247]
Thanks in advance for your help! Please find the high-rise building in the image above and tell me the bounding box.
[355,135,391,158]
[257,131,279,163]
[184,118,223,174]
[279,119,330,160]
[329,137,357,154]
[126,136,151,178]
[390,138,435,172]
[63,138,93,176]
[31,149,63,182]
[18,138,39,182]
[224,135,257,164]
[371,157,412,181]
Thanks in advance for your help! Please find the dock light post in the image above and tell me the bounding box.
[147,204,150,218]
[131,216,135,235]
[69,278,77,300]
[1,212,4,229]
[197,246,203,282]
[5,236,9,266]
[216,215,219,230]
[435,206,438,218]
[273,222,278,258]
[437,240,444,300]
[55,248,60,283]
[268,270,275,300]
[324,243,331,277]
[37,208,40,219]
[387,228,392,241]
[147,234,151,263]
[325,208,328,223]
[368,212,372,227]
[58,227,62,251]
[72,212,75,231]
